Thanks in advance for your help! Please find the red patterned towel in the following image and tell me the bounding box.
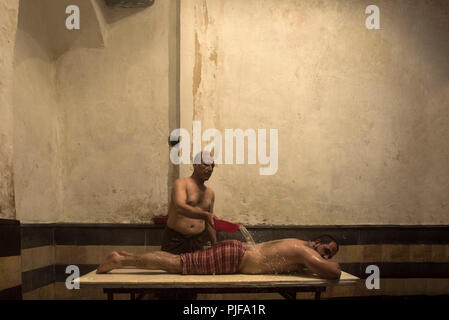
[180,240,246,275]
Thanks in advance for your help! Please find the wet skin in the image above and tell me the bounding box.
[239,239,341,279]
[97,239,341,280]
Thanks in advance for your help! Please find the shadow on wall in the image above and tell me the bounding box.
[404,0,449,78]
[15,0,158,59]
[17,0,106,60]
[105,0,155,8]
[98,0,155,25]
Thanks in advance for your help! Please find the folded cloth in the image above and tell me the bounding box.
[180,240,246,275]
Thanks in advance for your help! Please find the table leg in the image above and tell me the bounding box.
[136,293,146,300]
[314,287,325,300]
[279,290,297,300]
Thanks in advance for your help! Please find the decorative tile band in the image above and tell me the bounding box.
[21,224,449,247]
[0,256,22,291]
[21,265,55,293]
[21,246,54,273]
[0,219,20,257]
[0,285,22,300]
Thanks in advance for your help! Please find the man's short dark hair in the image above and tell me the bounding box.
[313,234,339,252]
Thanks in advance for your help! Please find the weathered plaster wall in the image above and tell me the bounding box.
[181,0,449,225]
[0,0,19,219]
[55,0,173,222]
[13,0,63,223]
[12,0,174,223]
[9,0,448,225]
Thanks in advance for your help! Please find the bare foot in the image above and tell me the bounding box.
[97,251,122,274]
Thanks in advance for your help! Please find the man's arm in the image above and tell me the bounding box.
[206,191,217,245]
[172,179,215,226]
[299,247,341,280]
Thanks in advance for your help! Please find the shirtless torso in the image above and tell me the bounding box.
[239,239,307,274]
[167,177,215,236]
[239,238,340,280]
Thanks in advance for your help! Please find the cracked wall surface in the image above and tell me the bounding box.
[0,0,19,219]
[13,0,63,223]
[12,0,174,223]
[6,0,449,225]
[55,0,173,222]
[180,0,449,225]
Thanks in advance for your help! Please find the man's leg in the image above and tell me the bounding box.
[97,250,182,274]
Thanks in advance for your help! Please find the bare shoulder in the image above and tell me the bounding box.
[205,187,215,197]
[283,238,306,248]
[174,177,188,186]
[296,244,326,264]
[173,178,189,191]
[290,241,317,258]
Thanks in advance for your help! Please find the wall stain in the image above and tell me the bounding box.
[209,48,218,66]
[0,161,16,218]
[203,0,210,30]
[193,31,202,119]
[113,195,167,222]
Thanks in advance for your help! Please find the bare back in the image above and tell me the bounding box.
[239,239,309,274]
[167,177,214,236]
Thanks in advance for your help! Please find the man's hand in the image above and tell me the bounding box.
[205,212,216,229]
[206,220,217,245]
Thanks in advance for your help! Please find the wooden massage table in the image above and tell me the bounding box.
[77,268,359,300]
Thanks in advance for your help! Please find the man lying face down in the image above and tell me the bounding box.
[97,235,341,280]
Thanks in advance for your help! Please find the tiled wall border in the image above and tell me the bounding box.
[0,219,22,300]
[22,265,55,293]
[0,286,22,300]
[22,223,449,246]
[21,226,53,249]
[1,219,21,257]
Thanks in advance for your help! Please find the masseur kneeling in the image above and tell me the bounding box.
[97,235,342,280]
